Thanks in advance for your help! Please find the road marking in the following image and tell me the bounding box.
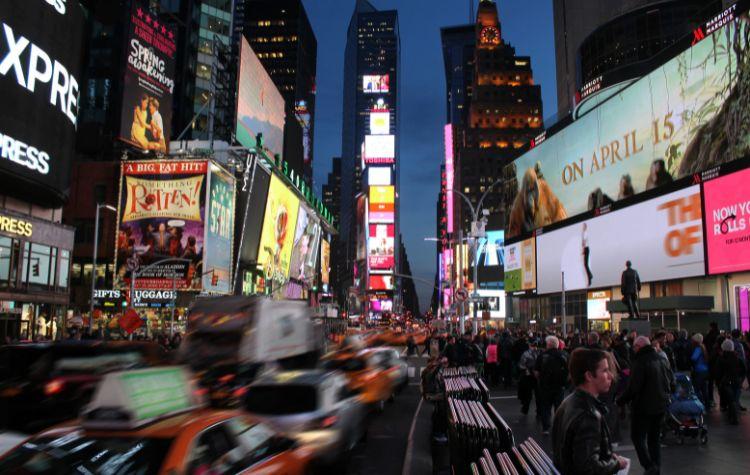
[401,396,424,475]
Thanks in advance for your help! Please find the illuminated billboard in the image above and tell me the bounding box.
[504,238,536,292]
[368,186,395,223]
[363,74,390,93]
[369,274,393,291]
[369,224,395,270]
[536,185,704,294]
[203,163,236,293]
[289,205,322,283]
[356,194,367,260]
[236,37,286,159]
[370,112,390,135]
[118,3,176,154]
[321,239,330,286]
[703,167,750,275]
[258,175,300,283]
[115,161,207,291]
[368,167,392,186]
[476,230,504,286]
[0,0,86,205]
[364,135,395,164]
[504,14,750,238]
[587,290,612,320]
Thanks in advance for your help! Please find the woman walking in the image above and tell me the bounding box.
[691,333,710,406]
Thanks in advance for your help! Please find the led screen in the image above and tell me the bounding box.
[257,175,300,283]
[363,74,390,93]
[368,224,395,270]
[504,238,536,292]
[369,274,393,291]
[703,167,750,275]
[370,111,390,135]
[236,37,286,159]
[289,205,321,283]
[118,3,176,154]
[368,186,394,223]
[536,185,704,294]
[0,0,86,205]
[368,167,392,186]
[364,135,395,164]
[321,239,330,285]
[203,163,236,293]
[504,14,750,239]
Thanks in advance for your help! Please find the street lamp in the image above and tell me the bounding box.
[90,203,117,331]
[451,176,503,335]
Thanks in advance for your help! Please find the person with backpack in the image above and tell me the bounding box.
[535,335,569,435]
[672,329,692,373]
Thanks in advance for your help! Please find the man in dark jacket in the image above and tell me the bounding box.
[617,336,674,475]
[535,335,568,434]
[553,348,628,475]
[620,260,641,318]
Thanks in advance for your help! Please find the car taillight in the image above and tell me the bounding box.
[44,379,64,396]
[319,415,338,429]
[232,386,248,399]
[218,374,235,384]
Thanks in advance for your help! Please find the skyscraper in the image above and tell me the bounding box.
[340,0,400,316]
[233,0,317,182]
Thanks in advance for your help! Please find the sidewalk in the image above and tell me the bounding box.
[487,386,750,475]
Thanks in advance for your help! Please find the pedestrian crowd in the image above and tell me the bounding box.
[421,322,750,475]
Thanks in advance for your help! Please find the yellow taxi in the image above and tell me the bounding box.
[321,349,401,411]
[0,367,312,475]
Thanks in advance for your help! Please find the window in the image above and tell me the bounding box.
[23,243,52,287]
[0,237,11,283]
[189,424,239,474]
[58,250,70,288]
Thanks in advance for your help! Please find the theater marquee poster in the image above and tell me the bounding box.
[118,2,176,153]
[504,11,750,239]
[115,160,208,291]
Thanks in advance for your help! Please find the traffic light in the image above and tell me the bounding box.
[211,272,218,286]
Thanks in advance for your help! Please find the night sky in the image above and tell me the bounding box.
[304,0,557,311]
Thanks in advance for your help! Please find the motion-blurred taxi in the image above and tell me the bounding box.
[0,367,312,474]
[321,349,401,411]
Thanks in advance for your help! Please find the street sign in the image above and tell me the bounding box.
[455,288,469,302]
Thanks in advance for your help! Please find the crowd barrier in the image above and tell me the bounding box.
[469,438,560,475]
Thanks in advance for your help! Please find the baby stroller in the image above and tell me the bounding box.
[664,372,708,445]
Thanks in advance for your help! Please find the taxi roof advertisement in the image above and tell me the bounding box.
[0,0,86,205]
[504,13,750,240]
[115,160,208,291]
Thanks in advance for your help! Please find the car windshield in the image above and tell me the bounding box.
[0,434,173,474]
[244,385,318,414]
[322,357,366,372]
[183,332,243,369]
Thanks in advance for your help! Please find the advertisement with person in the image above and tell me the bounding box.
[258,175,300,284]
[369,186,395,223]
[504,238,536,292]
[703,167,750,275]
[236,37,286,158]
[536,185,705,294]
[504,14,750,239]
[0,0,86,206]
[321,239,331,286]
[369,224,395,270]
[289,205,321,283]
[115,160,207,290]
[363,75,390,93]
[202,164,236,294]
[118,2,176,153]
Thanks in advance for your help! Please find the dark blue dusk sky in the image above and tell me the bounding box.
[304,0,557,311]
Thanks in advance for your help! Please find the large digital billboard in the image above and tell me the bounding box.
[115,161,208,291]
[369,274,393,291]
[504,13,750,238]
[258,175,300,283]
[369,186,394,223]
[368,167,391,186]
[370,111,390,135]
[703,167,750,275]
[364,135,395,164]
[369,224,395,270]
[289,205,321,283]
[536,185,705,294]
[321,239,330,286]
[0,0,85,205]
[236,37,285,159]
[476,230,504,286]
[203,163,236,293]
[237,165,271,263]
[363,75,389,93]
[504,238,536,292]
[118,2,176,154]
